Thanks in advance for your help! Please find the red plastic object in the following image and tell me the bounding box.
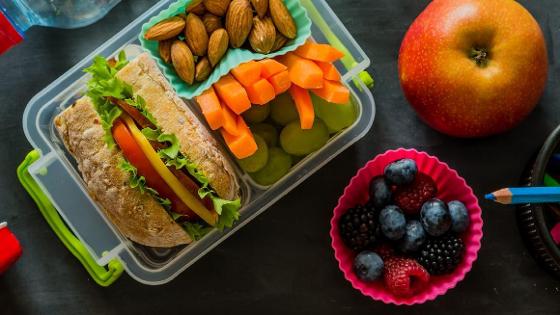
[0,222,22,274]
[551,223,560,245]
[0,11,23,54]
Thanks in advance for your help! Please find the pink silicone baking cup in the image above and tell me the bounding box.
[330,148,483,305]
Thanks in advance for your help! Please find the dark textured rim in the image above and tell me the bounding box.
[516,125,560,278]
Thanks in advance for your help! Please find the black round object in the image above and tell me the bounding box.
[417,234,464,275]
[339,205,377,251]
[516,124,560,279]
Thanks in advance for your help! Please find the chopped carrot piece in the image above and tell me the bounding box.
[267,70,291,95]
[294,41,344,62]
[231,60,263,87]
[221,103,242,136]
[195,86,224,130]
[311,79,350,104]
[289,85,315,129]
[315,61,341,81]
[221,116,257,159]
[259,59,287,79]
[245,79,276,105]
[213,74,251,114]
[276,52,324,89]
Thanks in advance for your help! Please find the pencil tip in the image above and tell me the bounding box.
[485,193,495,201]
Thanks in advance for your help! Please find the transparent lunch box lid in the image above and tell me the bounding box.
[21,0,375,285]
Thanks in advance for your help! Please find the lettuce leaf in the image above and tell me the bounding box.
[119,159,172,210]
[182,222,213,241]
[125,95,157,126]
[84,52,131,148]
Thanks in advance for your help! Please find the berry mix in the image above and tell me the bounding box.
[338,158,470,297]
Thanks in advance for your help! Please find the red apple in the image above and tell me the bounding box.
[398,0,548,137]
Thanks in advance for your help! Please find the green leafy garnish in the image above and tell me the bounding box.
[119,159,147,193]
[126,95,157,126]
[84,52,131,148]
[182,222,213,241]
[119,159,172,210]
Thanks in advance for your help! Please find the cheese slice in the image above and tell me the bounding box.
[121,115,218,226]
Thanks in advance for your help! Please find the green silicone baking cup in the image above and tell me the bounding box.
[139,0,312,99]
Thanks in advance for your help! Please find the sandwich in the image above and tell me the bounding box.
[54,52,241,248]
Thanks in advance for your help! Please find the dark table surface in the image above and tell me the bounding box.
[2,0,560,313]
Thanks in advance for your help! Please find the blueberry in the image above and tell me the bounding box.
[378,205,406,240]
[398,220,427,253]
[420,198,451,236]
[384,159,417,185]
[448,200,470,233]
[368,177,392,209]
[353,251,384,282]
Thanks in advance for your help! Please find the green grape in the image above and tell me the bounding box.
[236,135,269,173]
[311,93,356,134]
[249,147,292,186]
[280,119,329,156]
[270,92,299,126]
[242,104,270,124]
[251,123,278,147]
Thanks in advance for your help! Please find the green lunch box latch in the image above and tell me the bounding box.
[17,150,124,287]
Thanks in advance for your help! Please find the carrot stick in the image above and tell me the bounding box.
[276,52,324,89]
[194,86,224,130]
[259,59,287,79]
[294,41,344,62]
[221,116,257,159]
[221,103,242,136]
[231,60,263,87]
[311,79,350,105]
[213,74,251,114]
[289,84,315,129]
[246,79,276,105]
[267,70,291,95]
[315,61,341,81]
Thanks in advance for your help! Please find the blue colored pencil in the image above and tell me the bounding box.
[485,187,560,204]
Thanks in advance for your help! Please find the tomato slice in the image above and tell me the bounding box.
[112,119,197,219]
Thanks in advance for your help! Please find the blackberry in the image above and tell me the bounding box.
[339,205,377,251]
[417,234,464,275]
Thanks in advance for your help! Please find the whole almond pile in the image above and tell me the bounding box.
[144,0,297,85]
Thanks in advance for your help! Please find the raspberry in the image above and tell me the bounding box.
[394,173,437,215]
[383,257,430,297]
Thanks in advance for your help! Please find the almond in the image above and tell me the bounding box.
[186,0,206,15]
[185,13,209,56]
[203,0,231,16]
[269,0,296,39]
[225,0,253,48]
[144,16,186,41]
[248,16,275,54]
[208,28,229,67]
[250,0,268,18]
[158,39,173,63]
[195,57,212,82]
[171,40,195,84]
[202,13,222,33]
[271,32,288,51]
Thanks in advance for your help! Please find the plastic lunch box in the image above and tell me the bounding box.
[18,0,375,285]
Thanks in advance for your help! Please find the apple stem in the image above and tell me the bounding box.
[470,48,489,67]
